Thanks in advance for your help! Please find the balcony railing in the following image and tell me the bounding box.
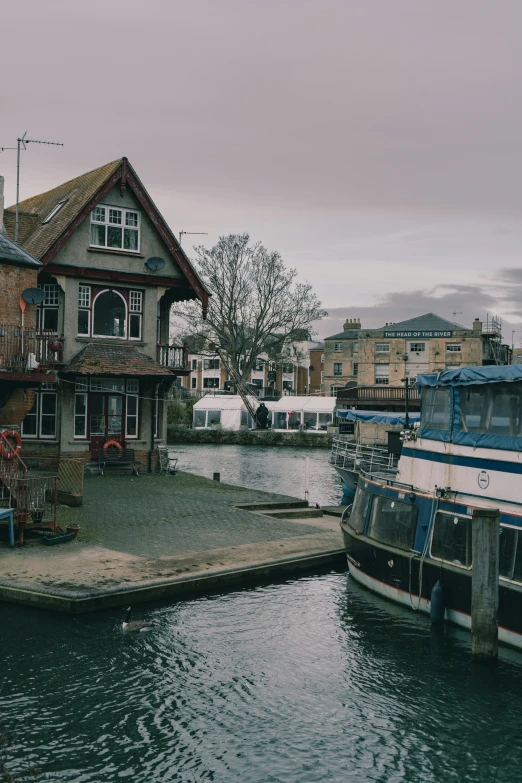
[0,325,64,372]
[337,385,421,403]
[157,344,188,371]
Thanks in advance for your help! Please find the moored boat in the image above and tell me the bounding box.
[340,365,522,650]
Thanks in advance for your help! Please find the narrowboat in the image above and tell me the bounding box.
[340,365,522,650]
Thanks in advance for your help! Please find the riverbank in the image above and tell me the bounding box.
[167,425,334,447]
[0,471,346,613]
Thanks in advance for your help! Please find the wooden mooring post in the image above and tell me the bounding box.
[213,472,220,482]
[471,507,500,664]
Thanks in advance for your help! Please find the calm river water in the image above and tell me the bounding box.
[173,443,342,507]
[3,445,522,782]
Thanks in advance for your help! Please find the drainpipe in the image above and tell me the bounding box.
[149,381,159,473]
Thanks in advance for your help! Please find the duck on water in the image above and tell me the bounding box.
[122,606,155,632]
[340,365,522,651]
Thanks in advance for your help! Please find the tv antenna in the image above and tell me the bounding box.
[179,230,207,247]
[0,131,64,242]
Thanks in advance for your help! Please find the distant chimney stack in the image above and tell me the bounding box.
[344,317,361,330]
[473,318,482,332]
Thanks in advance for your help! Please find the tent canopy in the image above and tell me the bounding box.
[193,394,259,411]
[272,396,336,412]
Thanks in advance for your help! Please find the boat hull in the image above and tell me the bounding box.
[333,465,358,503]
[341,524,522,651]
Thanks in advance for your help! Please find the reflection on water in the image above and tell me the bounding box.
[3,575,522,782]
[172,443,342,507]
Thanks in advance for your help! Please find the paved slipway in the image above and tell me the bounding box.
[0,472,346,613]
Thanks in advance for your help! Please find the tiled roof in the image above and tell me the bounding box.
[376,312,467,331]
[64,343,174,377]
[0,231,41,268]
[4,159,122,260]
[324,329,360,341]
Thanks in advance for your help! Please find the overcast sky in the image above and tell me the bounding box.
[2,0,521,341]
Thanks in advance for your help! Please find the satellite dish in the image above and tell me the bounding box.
[22,288,45,305]
[145,256,165,271]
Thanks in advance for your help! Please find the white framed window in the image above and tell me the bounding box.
[21,390,58,439]
[446,343,462,353]
[191,359,197,370]
[90,378,125,392]
[334,342,343,352]
[320,371,324,383]
[74,393,87,438]
[78,285,91,308]
[203,377,220,388]
[375,343,390,353]
[37,284,60,333]
[330,385,341,397]
[333,362,343,376]
[93,289,127,339]
[375,364,390,384]
[90,204,140,252]
[126,394,139,438]
[75,377,88,391]
[191,377,197,389]
[203,358,220,370]
[42,199,67,224]
[126,379,139,393]
[410,342,425,353]
[128,290,143,340]
[353,362,358,377]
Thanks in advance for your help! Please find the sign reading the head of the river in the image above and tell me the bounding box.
[383,330,453,338]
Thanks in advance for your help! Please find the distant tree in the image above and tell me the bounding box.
[175,234,327,384]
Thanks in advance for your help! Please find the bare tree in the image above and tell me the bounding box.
[175,234,327,383]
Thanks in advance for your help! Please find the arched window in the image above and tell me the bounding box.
[93,290,127,337]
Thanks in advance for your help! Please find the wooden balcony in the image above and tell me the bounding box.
[337,384,421,409]
[157,344,189,372]
[0,325,63,377]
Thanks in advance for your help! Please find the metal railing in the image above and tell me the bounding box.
[337,385,421,403]
[0,325,63,370]
[330,436,398,476]
[157,344,188,370]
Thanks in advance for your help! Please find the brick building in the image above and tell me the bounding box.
[323,313,511,410]
[1,159,207,468]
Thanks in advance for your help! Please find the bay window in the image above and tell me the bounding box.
[90,205,140,252]
[77,286,143,340]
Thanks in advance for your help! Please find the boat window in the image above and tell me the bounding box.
[348,487,371,532]
[459,384,522,437]
[421,387,451,430]
[499,526,518,580]
[431,512,472,568]
[194,410,206,428]
[367,495,418,550]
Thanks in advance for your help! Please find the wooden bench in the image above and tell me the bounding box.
[92,448,141,476]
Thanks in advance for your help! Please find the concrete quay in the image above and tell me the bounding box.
[0,472,346,613]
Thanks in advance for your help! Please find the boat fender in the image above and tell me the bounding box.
[430,580,445,625]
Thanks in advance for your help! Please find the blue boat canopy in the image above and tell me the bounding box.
[417,365,522,388]
[337,410,420,425]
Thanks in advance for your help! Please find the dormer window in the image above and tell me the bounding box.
[90,204,140,252]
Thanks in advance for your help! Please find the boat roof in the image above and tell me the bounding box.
[337,410,420,425]
[418,365,522,388]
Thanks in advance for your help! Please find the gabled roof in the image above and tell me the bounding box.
[0,231,41,268]
[324,329,360,341]
[64,343,174,377]
[4,157,209,311]
[377,312,467,331]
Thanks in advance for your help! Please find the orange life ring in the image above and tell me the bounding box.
[103,439,122,453]
[0,430,22,460]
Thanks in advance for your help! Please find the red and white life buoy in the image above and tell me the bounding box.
[103,439,122,453]
[0,430,22,460]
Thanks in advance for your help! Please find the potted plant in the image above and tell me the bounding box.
[210,419,221,430]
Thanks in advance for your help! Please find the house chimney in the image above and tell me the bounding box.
[473,318,482,332]
[344,317,361,330]
[0,175,4,233]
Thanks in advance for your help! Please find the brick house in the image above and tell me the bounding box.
[2,159,208,469]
